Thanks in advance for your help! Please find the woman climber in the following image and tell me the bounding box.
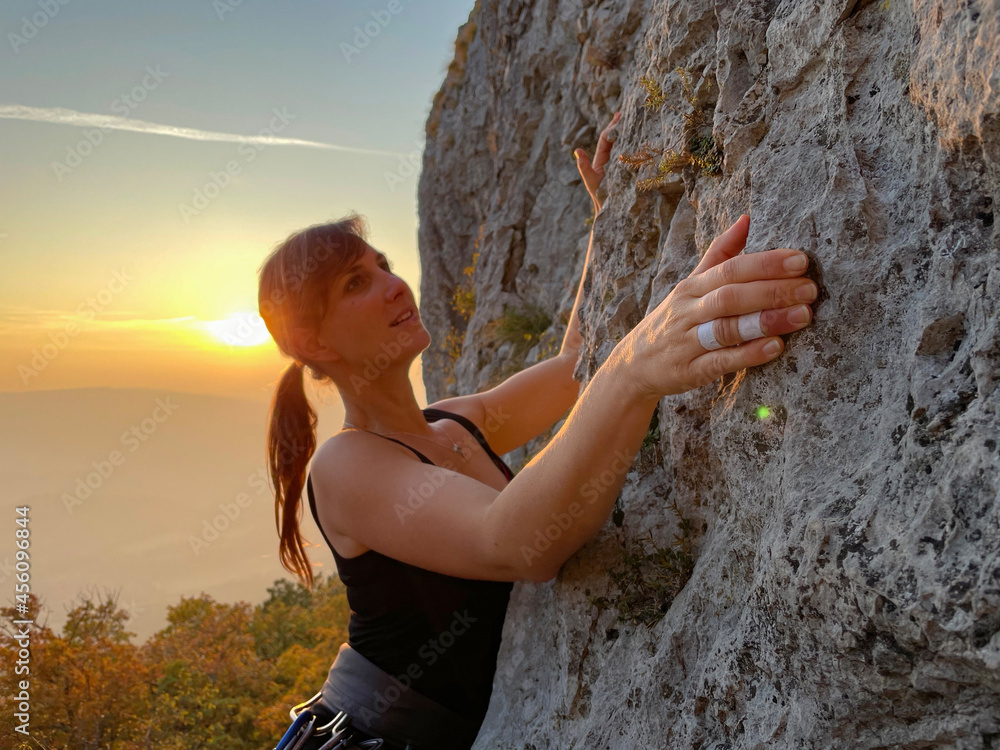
[257,110,817,750]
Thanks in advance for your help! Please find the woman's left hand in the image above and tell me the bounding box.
[575,111,621,212]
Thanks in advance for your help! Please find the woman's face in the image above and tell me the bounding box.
[313,243,429,368]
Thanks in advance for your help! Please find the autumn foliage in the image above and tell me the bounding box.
[0,573,349,750]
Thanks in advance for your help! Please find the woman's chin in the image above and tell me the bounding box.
[382,321,430,351]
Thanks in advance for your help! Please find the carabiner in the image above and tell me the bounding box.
[282,713,318,750]
[330,710,352,735]
[315,712,354,750]
[289,690,326,721]
[274,709,315,750]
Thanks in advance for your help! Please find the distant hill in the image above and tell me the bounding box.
[0,386,349,642]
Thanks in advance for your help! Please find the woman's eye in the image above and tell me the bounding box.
[347,261,391,291]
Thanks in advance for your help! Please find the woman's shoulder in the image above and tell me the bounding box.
[313,395,486,468]
[316,425,388,461]
[315,418,432,465]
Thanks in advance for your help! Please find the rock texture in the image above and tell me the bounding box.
[417,1,1000,747]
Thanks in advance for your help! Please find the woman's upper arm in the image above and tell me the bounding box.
[310,435,530,582]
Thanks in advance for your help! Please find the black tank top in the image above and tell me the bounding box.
[306,407,515,723]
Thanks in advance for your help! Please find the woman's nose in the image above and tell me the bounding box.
[384,269,408,297]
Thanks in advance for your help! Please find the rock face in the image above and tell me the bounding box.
[417,1,1000,747]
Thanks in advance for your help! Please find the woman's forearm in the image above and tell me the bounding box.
[485,345,659,581]
[559,204,601,358]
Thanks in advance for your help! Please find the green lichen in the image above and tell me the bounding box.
[688,133,724,176]
[487,302,551,359]
[588,499,695,628]
[451,250,478,323]
[640,410,661,457]
[435,228,483,392]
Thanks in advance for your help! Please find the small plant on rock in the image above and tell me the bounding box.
[588,498,695,628]
[620,67,724,190]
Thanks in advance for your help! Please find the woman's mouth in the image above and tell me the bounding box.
[390,309,417,326]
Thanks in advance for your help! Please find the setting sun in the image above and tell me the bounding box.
[203,312,272,347]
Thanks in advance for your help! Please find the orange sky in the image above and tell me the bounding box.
[0,0,478,647]
[0,0,473,406]
[0,292,426,405]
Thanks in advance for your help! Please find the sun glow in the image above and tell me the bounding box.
[203,313,272,347]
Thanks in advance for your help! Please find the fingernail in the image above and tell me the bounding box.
[795,283,818,302]
[763,339,782,355]
[788,305,810,325]
[784,253,808,272]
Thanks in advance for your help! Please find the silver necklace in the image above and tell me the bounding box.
[342,420,471,460]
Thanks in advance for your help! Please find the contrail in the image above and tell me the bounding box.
[0,104,406,157]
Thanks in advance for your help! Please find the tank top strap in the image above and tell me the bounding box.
[343,429,436,466]
[422,407,513,481]
[373,434,436,465]
[306,473,337,554]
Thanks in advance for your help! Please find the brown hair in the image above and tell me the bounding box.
[257,213,370,590]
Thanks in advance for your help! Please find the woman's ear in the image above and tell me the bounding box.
[291,325,339,363]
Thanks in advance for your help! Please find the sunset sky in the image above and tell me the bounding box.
[1,0,476,403]
[0,0,479,642]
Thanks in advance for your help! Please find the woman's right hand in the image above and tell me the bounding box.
[575,111,621,212]
[612,214,817,399]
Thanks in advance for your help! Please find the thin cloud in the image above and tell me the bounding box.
[0,305,162,324]
[0,305,199,329]
[0,104,404,157]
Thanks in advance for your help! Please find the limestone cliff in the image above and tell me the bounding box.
[417,1,1000,747]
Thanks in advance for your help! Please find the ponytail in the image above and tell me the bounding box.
[267,360,319,590]
[256,213,370,591]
